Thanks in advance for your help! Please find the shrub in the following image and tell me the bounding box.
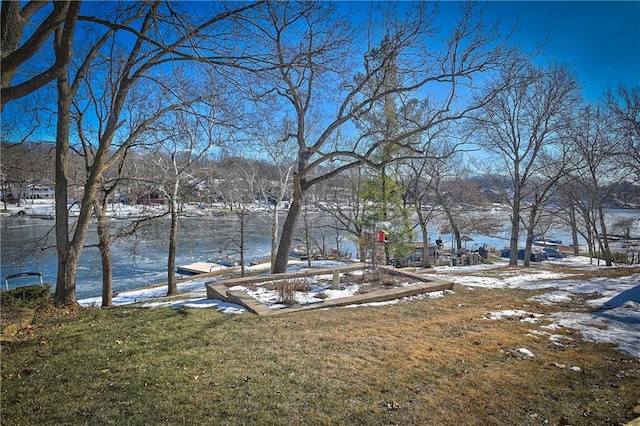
[1,284,53,308]
[275,278,310,305]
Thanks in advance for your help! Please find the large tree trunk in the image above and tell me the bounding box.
[55,249,80,306]
[442,207,462,253]
[270,203,279,273]
[508,211,520,266]
[508,190,521,266]
[273,184,303,273]
[239,212,246,277]
[53,62,76,306]
[54,172,101,305]
[98,228,113,307]
[53,66,103,306]
[523,227,535,268]
[51,12,97,306]
[568,203,580,255]
[522,203,540,268]
[416,209,431,267]
[585,215,595,261]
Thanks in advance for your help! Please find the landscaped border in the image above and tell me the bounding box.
[205,264,454,316]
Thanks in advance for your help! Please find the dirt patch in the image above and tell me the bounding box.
[352,271,417,293]
[2,304,86,338]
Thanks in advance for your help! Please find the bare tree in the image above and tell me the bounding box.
[311,173,359,260]
[248,121,295,272]
[50,2,262,305]
[470,63,580,266]
[605,85,640,182]
[1,0,80,109]
[435,167,482,253]
[82,148,168,307]
[0,141,55,206]
[399,133,474,264]
[517,131,580,266]
[217,157,266,277]
[295,195,320,268]
[316,168,370,262]
[564,104,629,265]
[146,102,228,295]
[92,154,135,307]
[236,2,516,272]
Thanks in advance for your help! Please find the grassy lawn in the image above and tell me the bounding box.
[2,285,639,425]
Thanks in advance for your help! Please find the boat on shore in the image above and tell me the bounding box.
[3,272,51,302]
[290,246,322,260]
[532,238,563,247]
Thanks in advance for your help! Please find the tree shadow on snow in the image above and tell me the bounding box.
[594,284,640,325]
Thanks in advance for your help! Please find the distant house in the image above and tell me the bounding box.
[136,193,165,205]
[25,184,55,200]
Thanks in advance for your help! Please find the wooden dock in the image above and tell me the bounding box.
[177,262,231,275]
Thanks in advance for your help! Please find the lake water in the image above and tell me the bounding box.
[1,215,281,298]
[1,209,638,299]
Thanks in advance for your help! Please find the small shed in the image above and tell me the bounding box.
[394,242,436,268]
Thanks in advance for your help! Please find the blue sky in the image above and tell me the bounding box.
[341,1,639,100]
[482,1,640,99]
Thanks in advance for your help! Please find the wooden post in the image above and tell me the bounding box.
[332,270,340,290]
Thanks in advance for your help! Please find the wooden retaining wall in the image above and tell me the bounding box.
[205,264,454,316]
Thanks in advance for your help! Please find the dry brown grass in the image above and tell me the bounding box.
[2,270,639,425]
[287,285,640,425]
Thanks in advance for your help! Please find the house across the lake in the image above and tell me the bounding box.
[136,193,165,205]
[24,184,55,200]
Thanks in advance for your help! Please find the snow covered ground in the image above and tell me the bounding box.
[77,255,640,359]
[433,256,640,358]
